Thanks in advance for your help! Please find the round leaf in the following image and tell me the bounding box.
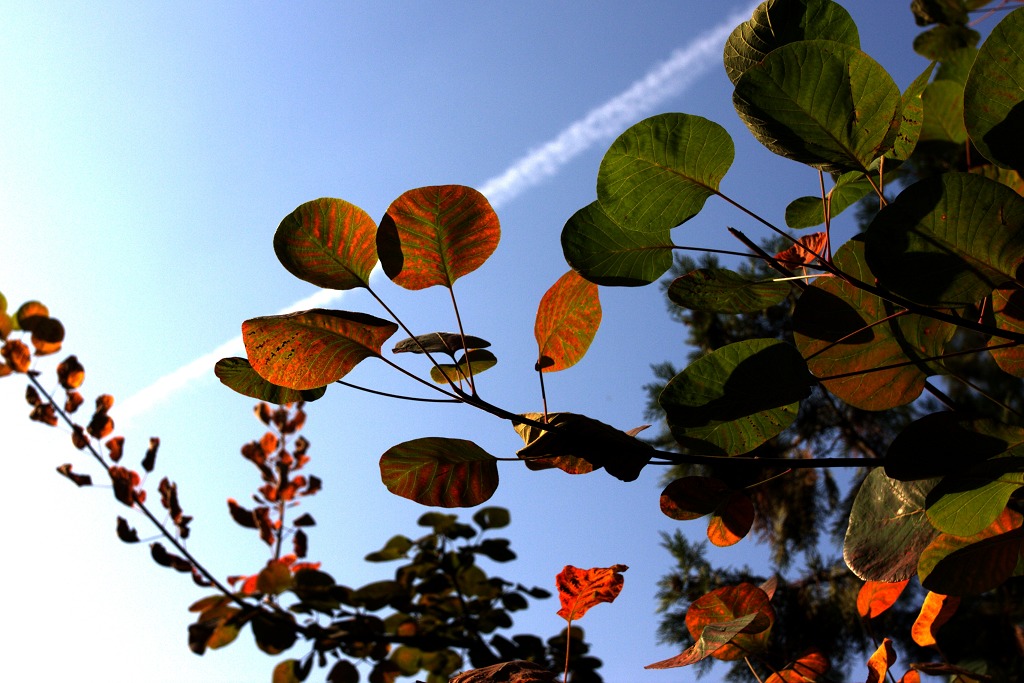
[534,270,601,372]
[793,238,955,410]
[379,437,498,507]
[707,492,755,547]
[843,469,939,582]
[472,506,510,530]
[964,7,1024,171]
[733,40,901,172]
[864,172,1024,307]
[429,349,498,384]
[596,113,733,232]
[377,185,500,290]
[659,476,731,521]
[723,0,860,85]
[684,583,775,661]
[243,309,398,390]
[560,201,673,286]
[918,508,1024,595]
[215,357,326,404]
[274,198,378,290]
[660,339,812,456]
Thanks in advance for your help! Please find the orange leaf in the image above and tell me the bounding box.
[556,564,627,621]
[535,270,601,372]
[685,583,775,661]
[910,592,960,647]
[898,671,921,683]
[857,579,910,619]
[865,638,896,683]
[775,232,827,267]
[765,649,829,683]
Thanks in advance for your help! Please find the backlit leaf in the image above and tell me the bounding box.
[379,437,498,508]
[844,469,939,582]
[910,592,960,647]
[775,232,827,268]
[57,463,92,488]
[793,238,955,410]
[765,649,829,683]
[450,661,555,683]
[913,24,979,60]
[514,412,653,481]
[243,309,398,390]
[925,453,1024,536]
[857,580,909,619]
[667,268,789,313]
[707,492,755,547]
[534,270,600,372]
[684,582,774,661]
[918,507,1024,595]
[274,198,378,290]
[644,613,763,669]
[660,338,812,456]
[990,284,1024,377]
[14,300,48,331]
[920,79,968,144]
[472,506,510,531]
[785,172,877,229]
[723,0,860,85]
[597,113,733,232]
[884,412,1024,481]
[890,62,936,161]
[555,564,627,621]
[963,6,1024,171]
[377,185,499,290]
[560,201,674,286]
[864,172,1024,307]
[215,357,327,404]
[733,40,901,172]
[865,638,895,683]
[429,349,497,384]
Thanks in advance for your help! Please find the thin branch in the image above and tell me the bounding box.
[335,379,460,403]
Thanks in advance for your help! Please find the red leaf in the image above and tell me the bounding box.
[378,185,500,290]
[857,579,910,619]
[910,592,960,647]
[109,466,141,506]
[56,463,92,487]
[765,649,829,682]
[534,270,601,372]
[775,231,827,266]
[707,491,755,547]
[556,564,627,622]
[684,583,775,661]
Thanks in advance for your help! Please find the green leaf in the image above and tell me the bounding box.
[792,238,955,410]
[644,613,763,669]
[391,646,423,677]
[723,0,860,85]
[560,201,673,286]
[667,268,790,314]
[379,437,498,507]
[921,79,968,144]
[659,476,732,521]
[534,270,601,372]
[377,185,500,290]
[596,113,733,232]
[660,339,812,456]
[365,535,414,562]
[864,172,1024,306]
[351,580,405,610]
[733,40,901,173]
[472,506,510,530]
[891,61,936,161]
[685,583,774,661]
[926,455,1024,536]
[964,6,1024,171]
[215,357,327,404]
[274,198,378,290]
[429,349,498,384]
[243,309,398,390]
[913,24,980,60]
[843,469,940,582]
[514,412,653,481]
[272,659,302,683]
[919,509,1024,595]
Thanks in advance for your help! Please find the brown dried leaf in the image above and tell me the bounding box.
[56,463,92,487]
[106,436,125,462]
[142,437,160,472]
[64,390,84,413]
[57,355,85,389]
[2,340,31,373]
[71,425,89,450]
[87,412,113,439]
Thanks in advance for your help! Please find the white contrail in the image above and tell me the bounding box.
[117,3,756,425]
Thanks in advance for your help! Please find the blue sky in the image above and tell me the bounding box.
[2,2,937,681]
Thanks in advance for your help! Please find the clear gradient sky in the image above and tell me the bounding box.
[3,3,934,681]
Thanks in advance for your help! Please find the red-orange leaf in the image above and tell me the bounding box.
[865,638,896,683]
[659,476,731,521]
[857,579,910,619]
[274,197,378,290]
[910,592,960,647]
[645,613,764,669]
[765,649,829,683]
[243,309,398,390]
[556,564,628,622]
[775,231,827,267]
[378,185,500,290]
[685,583,774,661]
[535,270,601,372]
[379,437,498,508]
[707,491,755,547]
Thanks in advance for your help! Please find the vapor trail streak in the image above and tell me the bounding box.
[117,3,756,425]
